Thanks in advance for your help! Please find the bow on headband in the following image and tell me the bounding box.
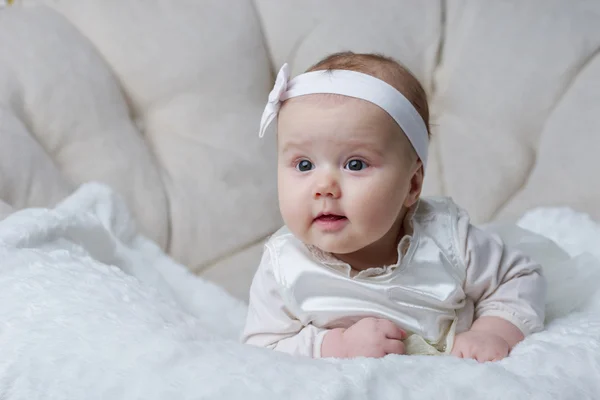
[259,63,290,138]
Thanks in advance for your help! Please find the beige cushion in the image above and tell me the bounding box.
[0,2,281,271]
[0,6,168,248]
[1,0,599,299]
[429,0,600,223]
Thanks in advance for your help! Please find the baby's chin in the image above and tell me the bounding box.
[306,237,364,255]
[287,224,366,254]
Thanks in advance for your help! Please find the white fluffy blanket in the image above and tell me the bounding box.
[1,183,599,399]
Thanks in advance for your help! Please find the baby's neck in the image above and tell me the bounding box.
[334,244,398,271]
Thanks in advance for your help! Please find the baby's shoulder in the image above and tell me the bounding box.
[264,225,306,253]
[262,226,318,280]
[266,225,294,244]
[414,196,467,221]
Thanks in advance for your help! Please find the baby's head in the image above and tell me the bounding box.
[269,52,429,257]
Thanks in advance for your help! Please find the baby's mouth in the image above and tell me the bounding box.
[314,213,347,222]
[313,213,349,232]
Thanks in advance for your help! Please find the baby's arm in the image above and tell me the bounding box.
[241,246,407,359]
[241,248,327,358]
[454,210,546,361]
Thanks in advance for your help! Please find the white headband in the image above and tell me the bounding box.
[259,63,429,167]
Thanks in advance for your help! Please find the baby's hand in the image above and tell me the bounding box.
[321,317,407,358]
[451,330,510,362]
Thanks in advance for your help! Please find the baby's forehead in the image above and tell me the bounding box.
[282,92,361,107]
[277,96,414,155]
[281,93,398,128]
[277,118,406,149]
[280,94,391,122]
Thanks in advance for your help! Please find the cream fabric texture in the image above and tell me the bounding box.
[0,0,599,299]
[241,198,546,358]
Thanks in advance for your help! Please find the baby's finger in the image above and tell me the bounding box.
[450,345,464,358]
[489,351,508,363]
[457,347,473,360]
[376,319,407,340]
[383,339,405,355]
[474,350,494,363]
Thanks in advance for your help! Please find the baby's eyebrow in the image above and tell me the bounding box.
[279,138,387,157]
[280,140,309,154]
[345,141,386,157]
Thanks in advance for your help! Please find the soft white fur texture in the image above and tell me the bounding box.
[1,183,599,399]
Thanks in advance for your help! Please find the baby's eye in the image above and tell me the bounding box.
[296,159,314,172]
[345,159,368,171]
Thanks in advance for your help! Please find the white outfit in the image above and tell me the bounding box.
[241,197,547,358]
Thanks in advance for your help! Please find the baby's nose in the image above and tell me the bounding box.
[314,173,341,199]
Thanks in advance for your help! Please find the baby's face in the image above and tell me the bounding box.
[277,95,421,255]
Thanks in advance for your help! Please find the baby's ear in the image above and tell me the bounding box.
[404,162,424,208]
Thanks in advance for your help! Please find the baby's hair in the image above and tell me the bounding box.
[306,51,430,137]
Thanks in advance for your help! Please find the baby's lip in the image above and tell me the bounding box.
[314,212,347,220]
[312,212,349,232]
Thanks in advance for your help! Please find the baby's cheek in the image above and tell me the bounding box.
[363,206,399,237]
[278,182,309,231]
[279,192,298,224]
[350,186,401,226]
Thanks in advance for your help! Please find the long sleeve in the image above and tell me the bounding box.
[457,210,547,336]
[240,246,328,358]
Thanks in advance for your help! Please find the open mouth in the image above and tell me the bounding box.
[314,213,347,223]
[313,213,348,232]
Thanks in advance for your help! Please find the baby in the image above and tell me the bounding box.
[242,52,546,362]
